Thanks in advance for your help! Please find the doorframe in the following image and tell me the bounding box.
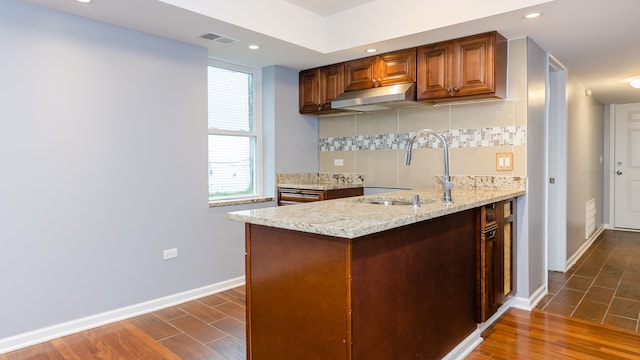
[546,55,568,272]
[606,105,613,228]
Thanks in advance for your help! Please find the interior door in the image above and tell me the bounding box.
[614,103,640,229]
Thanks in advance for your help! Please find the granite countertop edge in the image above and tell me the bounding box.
[228,188,525,239]
[277,183,365,190]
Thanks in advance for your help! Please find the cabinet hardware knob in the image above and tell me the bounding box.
[453,87,459,93]
[372,79,377,85]
[617,170,623,175]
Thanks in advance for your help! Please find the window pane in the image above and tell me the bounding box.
[208,66,253,131]
[208,134,256,198]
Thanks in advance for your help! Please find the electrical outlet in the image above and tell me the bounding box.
[334,158,344,166]
[163,248,178,260]
[496,152,514,171]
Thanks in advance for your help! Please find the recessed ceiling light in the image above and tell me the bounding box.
[248,45,260,50]
[76,0,92,3]
[630,78,640,89]
[524,11,542,19]
[365,48,378,53]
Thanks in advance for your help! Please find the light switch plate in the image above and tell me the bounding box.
[496,152,514,171]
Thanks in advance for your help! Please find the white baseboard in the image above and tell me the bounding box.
[442,329,483,360]
[443,297,517,360]
[566,225,605,270]
[610,225,640,232]
[0,276,245,355]
[452,293,545,358]
[512,282,547,311]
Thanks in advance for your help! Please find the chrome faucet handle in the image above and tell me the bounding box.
[443,178,454,190]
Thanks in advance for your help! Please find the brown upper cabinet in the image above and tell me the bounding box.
[417,31,507,102]
[344,48,417,91]
[298,31,507,114]
[299,63,345,114]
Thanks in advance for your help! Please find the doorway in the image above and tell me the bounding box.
[546,56,568,272]
[613,103,640,230]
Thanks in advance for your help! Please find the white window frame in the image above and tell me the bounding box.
[207,59,262,203]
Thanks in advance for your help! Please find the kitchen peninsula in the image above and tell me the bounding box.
[228,184,525,359]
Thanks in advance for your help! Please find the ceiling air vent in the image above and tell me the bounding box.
[199,32,238,45]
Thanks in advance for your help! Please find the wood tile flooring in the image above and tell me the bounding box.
[3,229,640,359]
[537,230,640,333]
[129,286,247,359]
[0,287,247,360]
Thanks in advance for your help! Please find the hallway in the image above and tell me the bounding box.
[537,230,640,333]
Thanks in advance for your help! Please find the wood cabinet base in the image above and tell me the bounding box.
[245,209,478,359]
[277,187,363,205]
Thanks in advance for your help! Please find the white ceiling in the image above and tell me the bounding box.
[283,0,377,16]
[20,0,640,105]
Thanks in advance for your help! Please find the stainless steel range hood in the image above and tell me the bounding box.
[331,83,420,112]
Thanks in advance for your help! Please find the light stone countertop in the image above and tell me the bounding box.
[228,188,525,239]
[277,183,364,190]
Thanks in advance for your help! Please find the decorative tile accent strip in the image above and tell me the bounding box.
[319,126,527,152]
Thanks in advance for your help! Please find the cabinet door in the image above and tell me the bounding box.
[318,63,344,109]
[299,68,320,113]
[417,42,452,100]
[476,199,516,323]
[345,56,377,91]
[452,32,497,97]
[378,48,416,87]
[479,226,498,321]
[498,199,515,304]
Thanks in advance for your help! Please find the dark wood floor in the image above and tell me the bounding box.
[3,230,640,359]
[5,290,640,360]
[0,320,181,360]
[0,287,246,360]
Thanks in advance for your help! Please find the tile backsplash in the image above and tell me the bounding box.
[318,101,528,189]
[318,37,529,189]
[320,125,526,152]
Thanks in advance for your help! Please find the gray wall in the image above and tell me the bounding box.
[520,38,548,300]
[566,77,605,256]
[0,0,307,341]
[264,66,319,177]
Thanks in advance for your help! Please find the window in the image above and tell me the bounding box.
[208,61,261,201]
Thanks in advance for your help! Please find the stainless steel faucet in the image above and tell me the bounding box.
[404,129,453,203]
